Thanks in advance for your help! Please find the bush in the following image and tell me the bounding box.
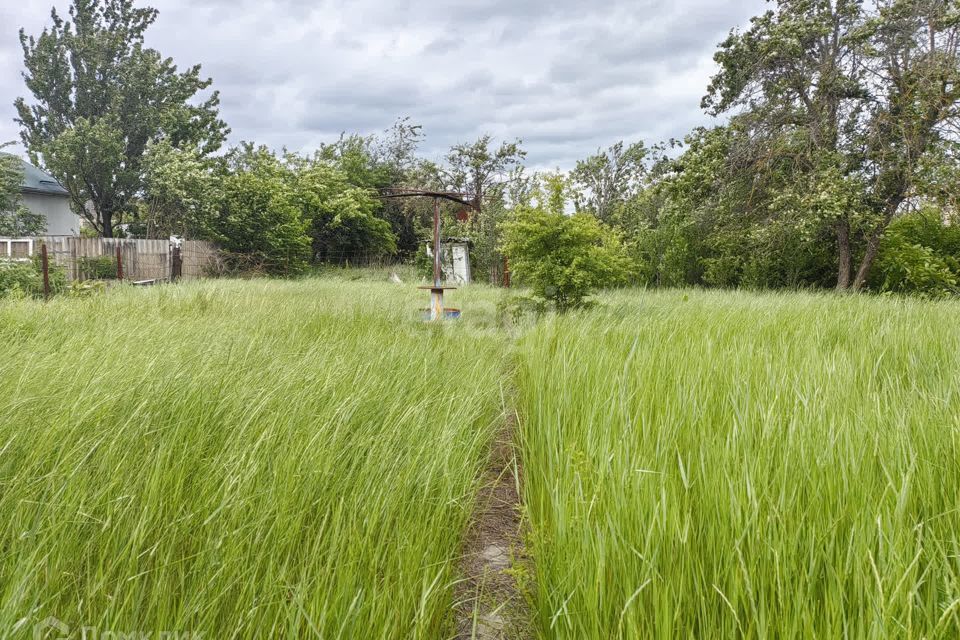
[212,149,311,276]
[76,255,119,280]
[413,244,434,281]
[0,261,41,298]
[500,206,632,310]
[871,211,960,297]
[0,205,47,237]
[0,255,66,298]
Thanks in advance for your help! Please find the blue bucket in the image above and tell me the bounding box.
[421,308,462,321]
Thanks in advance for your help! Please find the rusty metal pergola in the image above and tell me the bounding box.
[380,188,477,321]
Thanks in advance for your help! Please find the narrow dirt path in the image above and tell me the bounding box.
[454,410,531,639]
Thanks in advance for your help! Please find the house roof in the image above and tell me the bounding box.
[1,153,70,197]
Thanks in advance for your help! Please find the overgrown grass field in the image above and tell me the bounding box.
[517,290,960,638]
[0,277,506,638]
[2,278,959,638]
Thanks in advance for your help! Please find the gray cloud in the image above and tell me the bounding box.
[0,0,767,169]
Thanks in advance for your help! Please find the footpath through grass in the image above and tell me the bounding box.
[3,278,960,639]
[516,290,960,639]
[0,277,506,638]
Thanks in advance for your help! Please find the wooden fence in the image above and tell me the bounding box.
[0,236,218,283]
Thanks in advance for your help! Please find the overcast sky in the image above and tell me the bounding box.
[0,0,767,170]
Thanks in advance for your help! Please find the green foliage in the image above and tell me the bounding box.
[571,141,647,223]
[210,144,401,274]
[702,0,960,290]
[318,118,427,257]
[501,206,631,310]
[0,254,65,298]
[441,135,526,206]
[619,126,837,291]
[212,146,311,276]
[76,255,118,280]
[871,211,960,297]
[413,243,433,280]
[293,157,396,262]
[0,206,47,237]
[0,148,24,215]
[134,140,218,239]
[0,261,41,298]
[16,0,228,237]
[0,150,45,237]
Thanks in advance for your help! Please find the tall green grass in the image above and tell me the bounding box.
[0,278,505,638]
[517,290,960,638]
[6,277,960,639]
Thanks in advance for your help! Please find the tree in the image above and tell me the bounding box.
[441,135,526,209]
[0,207,47,237]
[870,207,960,296]
[205,145,395,273]
[317,118,426,257]
[622,126,837,290]
[137,140,217,239]
[0,147,47,237]
[0,148,23,214]
[570,141,648,224]
[16,0,228,237]
[705,0,960,291]
[290,154,396,262]
[501,205,632,311]
[212,146,310,276]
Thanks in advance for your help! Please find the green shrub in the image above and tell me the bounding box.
[0,261,40,298]
[0,205,47,236]
[212,148,311,276]
[413,244,434,281]
[872,211,960,297]
[76,255,119,280]
[501,206,632,310]
[0,255,66,298]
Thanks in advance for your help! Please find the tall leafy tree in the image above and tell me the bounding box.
[0,147,23,215]
[0,146,47,236]
[440,135,527,210]
[211,145,310,275]
[705,0,960,290]
[317,118,426,256]
[571,141,648,224]
[289,153,396,263]
[138,140,217,239]
[16,0,229,237]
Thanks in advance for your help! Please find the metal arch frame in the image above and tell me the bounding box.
[378,188,477,320]
[379,188,476,208]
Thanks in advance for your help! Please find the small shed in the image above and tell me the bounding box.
[426,237,472,284]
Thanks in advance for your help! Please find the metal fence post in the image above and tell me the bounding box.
[41,242,51,300]
[171,246,183,281]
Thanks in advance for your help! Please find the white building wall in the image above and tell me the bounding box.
[21,193,81,236]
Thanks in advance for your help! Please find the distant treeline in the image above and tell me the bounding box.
[4,0,960,296]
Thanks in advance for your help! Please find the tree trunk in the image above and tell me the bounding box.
[835,220,853,291]
[101,212,114,238]
[851,230,883,291]
[851,196,905,291]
